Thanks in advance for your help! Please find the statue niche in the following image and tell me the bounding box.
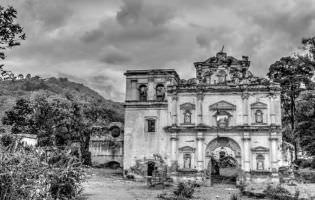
[156,84,165,101]
[139,85,148,101]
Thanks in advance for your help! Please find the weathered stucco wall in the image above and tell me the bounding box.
[124,107,170,169]
[124,52,283,184]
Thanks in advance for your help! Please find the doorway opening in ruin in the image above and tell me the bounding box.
[147,161,155,176]
[205,137,241,184]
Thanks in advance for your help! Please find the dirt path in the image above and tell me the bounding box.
[80,168,257,200]
[80,168,168,200]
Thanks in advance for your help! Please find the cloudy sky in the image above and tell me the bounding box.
[3,0,315,101]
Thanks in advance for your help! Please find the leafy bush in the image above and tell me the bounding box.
[173,182,195,199]
[311,158,315,169]
[294,158,312,168]
[0,137,86,200]
[230,193,240,200]
[263,185,299,200]
[301,160,312,168]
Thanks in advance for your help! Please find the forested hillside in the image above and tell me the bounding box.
[0,76,124,125]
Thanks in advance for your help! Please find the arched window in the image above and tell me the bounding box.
[183,154,191,169]
[183,111,192,124]
[139,85,147,101]
[256,154,265,170]
[156,84,165,101]
[255,110,263,123]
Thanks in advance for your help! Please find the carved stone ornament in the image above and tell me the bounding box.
[179,146,196,153]
[180,102,196,111]
[251,102,267,109]
[209,100,236,111]
[251,146,270,152]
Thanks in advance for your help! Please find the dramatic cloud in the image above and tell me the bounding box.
[2,0,315,101]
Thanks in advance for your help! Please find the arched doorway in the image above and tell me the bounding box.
[205,137,241,184]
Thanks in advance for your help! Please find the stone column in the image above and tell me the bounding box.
[170,132,178,162]
[242,93,249,125]
[269,95,276,125]
[148,77,155,101]
[243,132,251,171]
[196,93,204,125]
[172,96,178,125]
[196,132,205,171]
[270,132,279,171]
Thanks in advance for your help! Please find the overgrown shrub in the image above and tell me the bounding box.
[301,160,312,168]
[0,136,86,200]
[230,193,240,200]
[173,182,195,199]
[263,185,299,200]
[311,158,315,169]
[294,159,312,168]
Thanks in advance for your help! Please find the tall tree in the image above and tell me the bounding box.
[296,92,315,156]
[0,5,25,78]
[268,37,315,159]
[268,56,314,159]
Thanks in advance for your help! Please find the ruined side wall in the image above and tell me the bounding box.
[123,107,170,170]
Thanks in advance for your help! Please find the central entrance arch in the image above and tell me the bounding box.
[205,137,242,183]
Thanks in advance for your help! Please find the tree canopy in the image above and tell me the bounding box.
[296,92,315,156]
[0,5,25,79]
[267,37,315,157]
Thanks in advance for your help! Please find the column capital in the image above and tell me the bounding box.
[170,132,178,140]
[197,93,204,101]
[196,132,204,141]
[242,132,251,140]
[172,95,178,101]
[148,76,154,82]
[242,92,250,100]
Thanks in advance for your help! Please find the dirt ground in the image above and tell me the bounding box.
[79,168,258,200]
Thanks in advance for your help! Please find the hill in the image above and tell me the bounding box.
[0,76,124,124]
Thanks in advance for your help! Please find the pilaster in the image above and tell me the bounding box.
[242,92,249,125]
[269,94,276,125]
[242,132,251,172]
[196,132,205,171]
[269,132,279,172]
[170,132,178,162]
[172,96,178,125]
[196,93,204,125]
[148,77,155,101]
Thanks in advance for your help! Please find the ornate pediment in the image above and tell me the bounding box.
[251,102,267,109]
[209,100,236,111]
[179,146,195,153]
[194,51,252,85]
[180,103,195,110]
[251,146,269,152]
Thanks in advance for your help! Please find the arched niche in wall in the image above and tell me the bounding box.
[155,83,165,101]
[216,69,227,84]
[250,102,267,124]
[251,146,269,171]
[138,84,148,101]
[180,103,196,124]
[178,146,195,169]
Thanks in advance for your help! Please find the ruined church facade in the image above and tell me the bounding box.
[124,51,283,183]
